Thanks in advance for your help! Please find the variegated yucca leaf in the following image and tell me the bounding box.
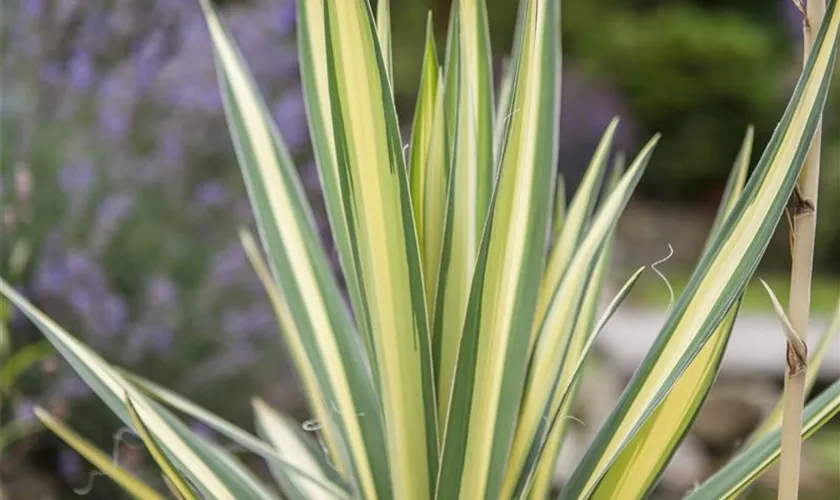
[523,152,627,500]
[376,0,392,86]
[686,378,840,499]
[409,14,449,330]
[505,135,658,496]
[431,0,496,424]
[534,118,619,333]
[35,408,164,500]
[125,367,349,499]
[589,126,755,499]
[516,264,646,500]
[559,2,840,497]
[125,396,200,500]
[320,2,438,498]
[253,399,348,500]
[201,0,395,497]
[436,0,561,497]
[4,0,840,499]
[0,281,279,500]
[297,0,373,371]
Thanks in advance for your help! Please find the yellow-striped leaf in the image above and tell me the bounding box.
[0,282,275,500]
[436,1,561,497]
[431,0,496,421]
[376,0,392,86]
[516,266,647,499]
[35,408,164,500]
[454,0,495,224]
[523,154,627,500]
[589,125,755,499]
[297,0,374,366]
[535,118,619,331]
[551,174,566,244]
[125,396,199,500]
[559,4,840,497]
[126,368,349,499]
[253,398,348,500]
[685,378,840,499]
[409,15,450,322]
[505,137,659,494]
[199,0,393,495]
[493,57,515,162]
[322,1,438,497]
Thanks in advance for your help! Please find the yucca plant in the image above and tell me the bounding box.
[2,0,839,499]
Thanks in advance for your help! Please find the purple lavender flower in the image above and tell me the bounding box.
[90,193,134,249]
[97,76,134,140]
[274,86,309,150]
[14,399,36,422]
[222,306,274,339]
[194,180,229,209]
[40,62,62,86]
[190,421,215,440]
[33,258,69,295]
[120,323,174,363]
[23,0,45,19]
[64,250,106,284]
[55,0,82,24]
[58,160,96,197]
[68,51,95,91]
[69,288,95,317]
[209,243,248,287]
[274,0,298,37]
[58,449,84,480]
[76,10,111,55]
[93,295,128,337]
[54,376,92,401]
[6,0,310,455]
[159,126,185,163]
[132,29,167,91]
[147,275,178,309]
[96,194,134,227]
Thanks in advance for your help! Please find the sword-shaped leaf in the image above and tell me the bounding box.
[535,119,619,330]
[559,4,840,497]
[685,378,840,499]
[504,137,658,494]
[35,408,164,500]
[376,0,392,86]
[409,15,450,322]
[322,1,438,497]
[454,0,495,225]
[125,396,200,500]
[297,0,373,365]
[198,1,391,496]
[436,1,561,497]
[522,155,627,500]
[254,398,348,500]
[515,266,646,500]
[590,126,755,499]
[431,0,496,418]
[0,282,276,500]
[125,368,349,499]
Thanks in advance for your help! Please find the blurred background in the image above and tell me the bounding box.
[0,0,837,499]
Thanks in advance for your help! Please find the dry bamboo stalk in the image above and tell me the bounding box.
[777,1,825,499]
